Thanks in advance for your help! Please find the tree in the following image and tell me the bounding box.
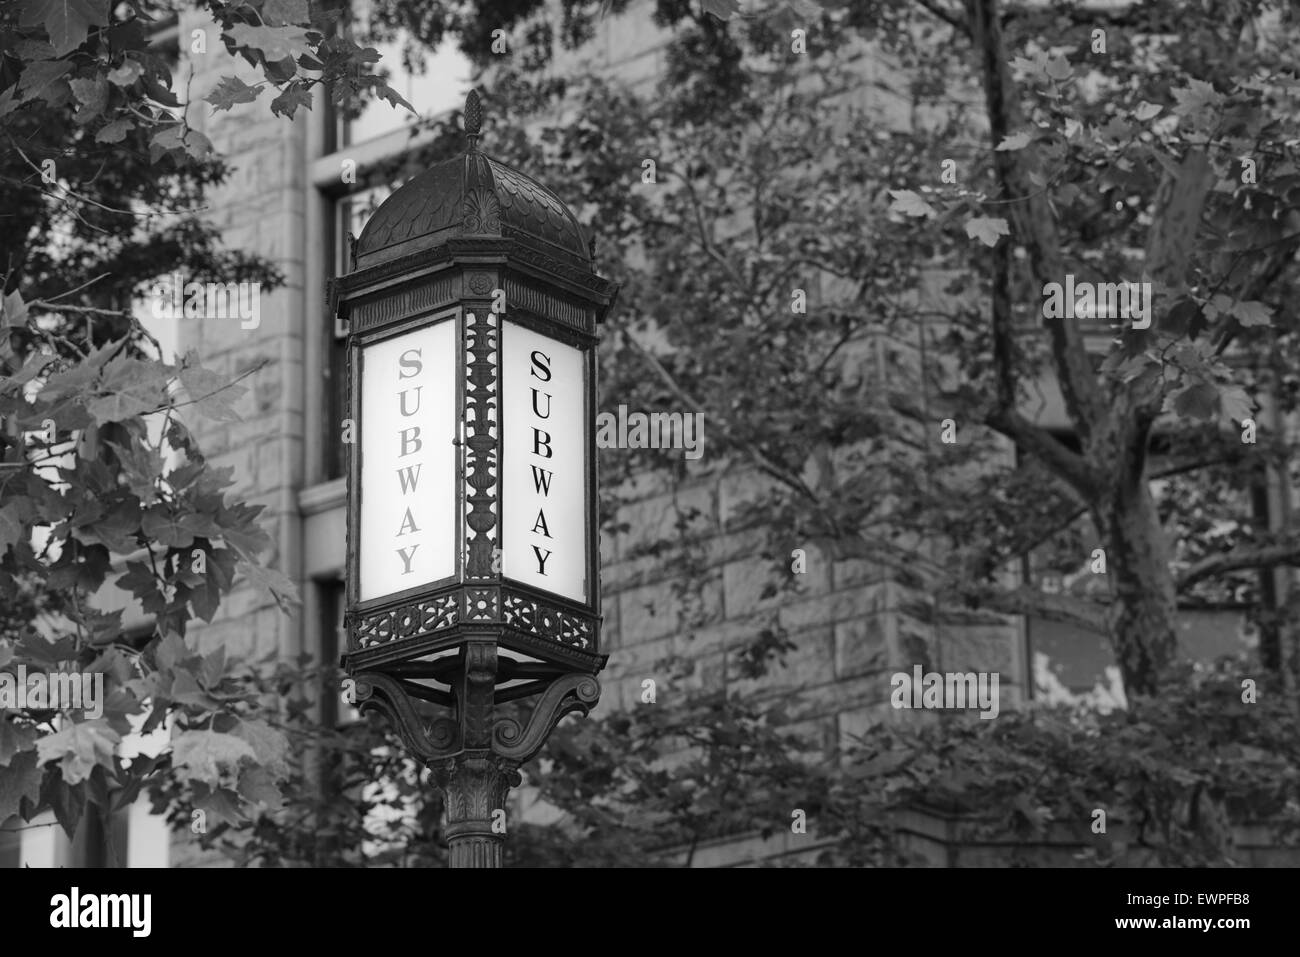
[401,0,1300,699]
[0,0,412,849]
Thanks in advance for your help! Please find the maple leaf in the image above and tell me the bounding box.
[178,362,246,422]
[141,505,196,550]
[231,718,290,778]
[1172,79,1224,120]
[19,0,110,57]
[1170,381,1220,420]
[995,132,1031,151]
[94,118,132,143]
[14,58,72,104]
[1,289,28,327]
[192,784,247,825]
[171,730,256,787]
[68,76,108,124]
[1218,385,1254,423]
[106,59,143,87]
[0,721,39,768]
[887,189,937,218]
[226,23,313,65]
[964,216,1010,247]
[236,559,301,610]
[1228,300,1271,327]
[35,720,122,785]
[147,123,186,164]
[238,766,284,811]
[84,354,170,423]
[0,751,42,822]
[270,84,313,118]
[182,129,215,161]
[206,76,261,112]
[372,82,415,114]
[1044,55,1072,81]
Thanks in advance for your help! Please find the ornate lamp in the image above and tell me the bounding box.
[329,90,618,867]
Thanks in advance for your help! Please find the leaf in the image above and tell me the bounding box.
[236,559,301,609]
[116,560,158,602]
[35,720,122,785]
[0,751,43,822]
[68,76,108,124]
[964,216,1010,247]
[373,82,415,114]
[226,23,313,65]
[94,118,132,144]
[0,720,39,767]
[106,59,143,87]
[15,58,73,103]
[1228,300,1271,327]
[206,75,261,112]
[1044,55,1072,81]
[83,355,170,424]
[170,730,256,787]
[237,766,284,810]
[1172,79,1223,120]
[20,0,110,57]
[1,290,28,327]
[44,775,86,837]
[270,84,313,118]
[141,505,195,549]
[995,132,1032,151]
[178,361,246,422]
[1218,386,1254,423]
[1171,381,1220,420]
[147,123,185,163]
[182,129,215,161]
[701,0,741,20]
[167,669,221,709]
[231,718,290,778]
[887,189,936,218]
[192,784,247,825]
[1133,101,1163,121]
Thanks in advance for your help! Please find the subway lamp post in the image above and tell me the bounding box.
[330,90,618,867]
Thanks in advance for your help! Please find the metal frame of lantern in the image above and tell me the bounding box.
[327,91,618,866]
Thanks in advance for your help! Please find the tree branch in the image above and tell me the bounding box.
[1176,539,1300,592]
[985,406,1098,497]
[960,582,1109,634]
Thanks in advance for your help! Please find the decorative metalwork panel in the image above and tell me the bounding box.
[357,594,459,649]
[504,278,590,333]
[464,310,499,578]
[351,277,456,330]
[465,587,500,620]
[502,592,594,652]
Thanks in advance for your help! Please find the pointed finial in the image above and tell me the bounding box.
[465,89,482,150]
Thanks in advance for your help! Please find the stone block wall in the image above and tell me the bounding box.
[176,8,309,666]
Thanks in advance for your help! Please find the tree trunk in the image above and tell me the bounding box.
[1099,473,1180,697]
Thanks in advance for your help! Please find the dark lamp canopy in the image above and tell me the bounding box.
[353,90,592,271]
